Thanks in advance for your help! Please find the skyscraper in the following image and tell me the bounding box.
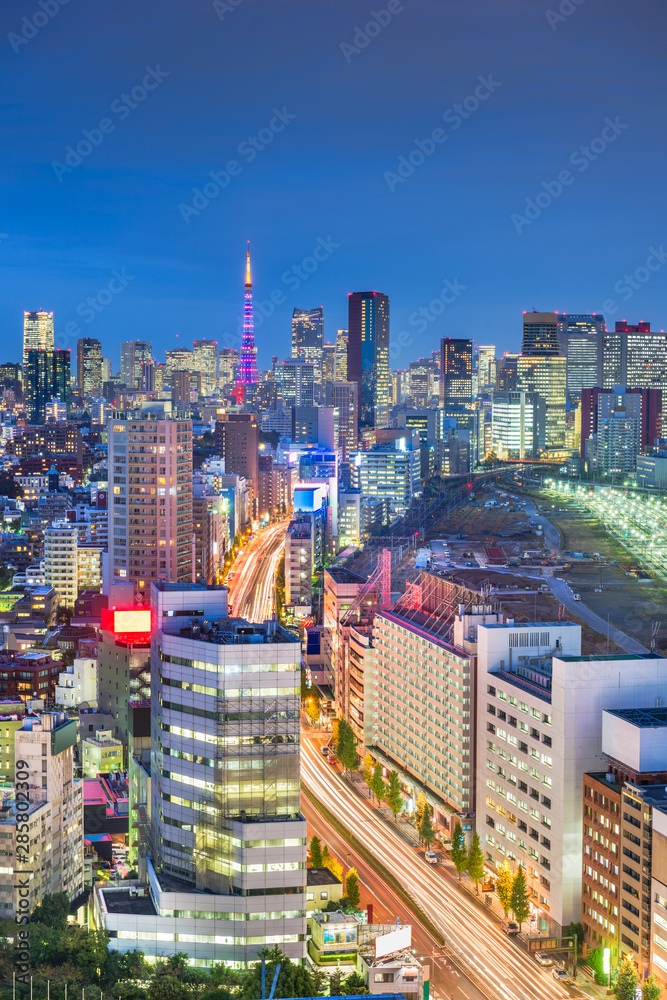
[121,341,152,389]
[335,328,349,382]
[439,338,473,411]
[25,349,71,423]
[193,340,218,396]
[23,310,54,371]
[218,347,239,392]
[107,405,193,585]
[277,359,315,408]
[236,243,259,395]
[214,413,259,499]
[556,314,605,399]
[291,307,324,380]
[517,355,567,449]
[477,345,497,392]
[347,291,390,431]
[76,337,103,396]
[522,311,559,357]
[321,343,336,386]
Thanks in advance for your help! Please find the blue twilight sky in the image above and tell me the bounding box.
[1,0,666,374]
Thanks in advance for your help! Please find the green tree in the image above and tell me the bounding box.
[149,977,188,1000]
[419,809,436,848]
[30,891,70,931]
[370,762,386,806]
[643,973,663,1000]
[56,604,72,625]
[345,868,361,909]
[495,860,514,918]
[615,956,640,1000]
[336,718,359,772]
[343,971,369,995]
[450,821,468,880]
[363,752,374,795]
[309,835,323,868]
[385,770,404,821]
[328,969,345,996]
[466,832,485,894]
[510,865,530,929]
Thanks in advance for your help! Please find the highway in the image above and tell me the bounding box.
[302,733,584,1000]
[226,521,286,622]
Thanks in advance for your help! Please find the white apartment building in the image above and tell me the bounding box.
[55,657,98,708]
[44,522,78,608]
[107,405,193,586]
[93,582,306,967]
[284,518,313,611]
[476,619,667,934]
[372,604,499,828]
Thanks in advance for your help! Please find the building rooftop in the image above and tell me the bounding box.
[100,888,157,916]
[606,707,667,728]
[484,621,580,630]
[153,582,227,593]
[326,567,367,585]
[586,770,623,793]
[307,866,342,887]
[167,617,299,646]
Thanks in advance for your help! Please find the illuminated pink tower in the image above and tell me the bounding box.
[236,242,259,398]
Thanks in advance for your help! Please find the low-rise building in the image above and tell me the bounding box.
[306,867,343,914]
[55,657,97,708]
[81,729,124,778]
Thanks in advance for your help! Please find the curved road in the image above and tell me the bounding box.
[226,522,286,622]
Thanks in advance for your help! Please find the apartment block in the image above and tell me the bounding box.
[44,522,78,608]
[477,620,667,935]
[108,405,193,585]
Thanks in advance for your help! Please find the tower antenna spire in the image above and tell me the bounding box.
[233,242,259,403]
[245,241,252,287]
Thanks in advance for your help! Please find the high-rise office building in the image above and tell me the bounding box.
[347,292,390,431]
[165,348,194,385]
[236,243,259,395]
[121,341,152,390]
[23,310,54,371]
[556,314,605,399]
[322,343,336,386]
[171,370,193,407]
[193,340,218,396]
[522,311,559,357]
[107,405,193,585]
[25,348,71,423]
[335,329,349,382]
[218,348,239,392]
[440,338,473,412]
[517,356,566,450]
[327,381,359,461]
[477,345,497,393]
[76,337,103,396]
[491,390,546,460]
[140,583,306,965]
[602,322,667,424]
[292,307,324,381]
[585,389,642,475]
[497,353,520,391]
[214,413,259,499]
[409,359,434,408]
[277,359,314,409]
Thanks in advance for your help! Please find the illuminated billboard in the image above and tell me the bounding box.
[101,609,151,635]
[374,925,412,959]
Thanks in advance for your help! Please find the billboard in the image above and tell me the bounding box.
[101,608,151,635]
[375,925,412,959]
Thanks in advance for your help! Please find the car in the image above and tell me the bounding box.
[552,968,569,982]
[465,561,475,567]
[534,952,553,967]
[502,921,519,935]
[573,593,581,601]
[328,755,337,765]
[424,851,439,864]
[321,746,330,756]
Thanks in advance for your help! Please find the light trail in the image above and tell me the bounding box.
[301,736,572,1000]
[227,522,286,622]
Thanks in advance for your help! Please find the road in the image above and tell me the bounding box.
[302,732,586,1000]
[226,522,286,622]
[302,792,487,1000]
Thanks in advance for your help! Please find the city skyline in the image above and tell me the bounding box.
[2,1,666,367]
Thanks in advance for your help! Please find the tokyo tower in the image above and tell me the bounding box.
[235,242,259,400]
